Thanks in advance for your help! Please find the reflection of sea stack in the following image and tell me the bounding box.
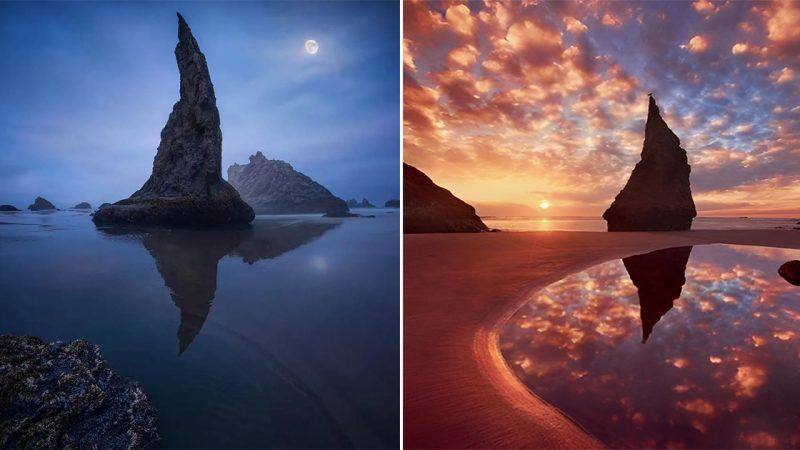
[622,246,693,342]
[603,96,696,231]
[99,219,339,354]
[403,163,488,233]
[227,152,349,216]
[92,13,254,227]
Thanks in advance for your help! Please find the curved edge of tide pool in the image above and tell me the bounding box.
[404,229,800,449]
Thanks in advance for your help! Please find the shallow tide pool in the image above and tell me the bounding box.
[0,210,399,448]
[501,244,800,449]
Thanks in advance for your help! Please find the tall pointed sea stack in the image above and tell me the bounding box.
[603,96,696,231]
[93,13,254,227]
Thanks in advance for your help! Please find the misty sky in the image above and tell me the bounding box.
[404,0,799,217]
[0,1,399,209]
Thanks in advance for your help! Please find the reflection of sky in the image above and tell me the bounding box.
[500,244,800,449]
[0,2,399,208]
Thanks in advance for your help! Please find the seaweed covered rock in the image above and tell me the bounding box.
[0,336,159,448]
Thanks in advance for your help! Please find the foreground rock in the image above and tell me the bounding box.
[778,260,800,286]
[0,336,159,448]
[27,197,56,211]
[385,199,400,208]
[404,163,488,233]
[93,13,253,227]
[73,202,92,209]
[227,152,349,216]
[603,96,697,231]
[0,205,20,211]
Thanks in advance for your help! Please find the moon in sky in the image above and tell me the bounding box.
[539,201,551,209]
[305,39,319,55]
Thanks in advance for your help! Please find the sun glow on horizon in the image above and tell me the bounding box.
[539,201,551,210]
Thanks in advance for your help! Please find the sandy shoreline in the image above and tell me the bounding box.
[404,230,800,449]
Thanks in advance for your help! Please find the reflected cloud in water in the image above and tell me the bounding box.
[501,244,800,449]
[100,219,340,354]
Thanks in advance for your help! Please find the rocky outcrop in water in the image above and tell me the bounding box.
[347,198,375,208]
[0,205,20,212]
[227,152,349,216]
[778,260,800,286]
[0,336,159,448]
[404,163,488,233]
[603,96,697,231]
[73,202,92,209]
[27,197,56,211]
[622,246,693,342]
[92,13,253,227]
[385,199,400,208]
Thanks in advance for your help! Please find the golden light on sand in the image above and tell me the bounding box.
[539,201,551,209]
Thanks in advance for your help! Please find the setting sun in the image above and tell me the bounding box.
[539,201,551,210]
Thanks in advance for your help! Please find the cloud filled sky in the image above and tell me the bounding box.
[0,1,399,209]
[404,0,800,217]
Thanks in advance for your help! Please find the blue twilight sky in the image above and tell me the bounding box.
[0,1,399,209]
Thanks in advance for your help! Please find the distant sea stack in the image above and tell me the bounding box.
[92,13,254,227]
[603,96,697,231]
[404,163,488,233]
[227,152,349,216]
[0,204,20,211]
[347,198,375,208]
[73,202,92,210]
[385,199,400,208]
[28,197,56,211]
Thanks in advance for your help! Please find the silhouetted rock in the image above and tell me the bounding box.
[227,152,349,216]
[0,205,20,212]
[403,163,488,233]
[622,246,693,342]
[778,260,800,286]
[27,197,56,211]
[385,199,400,208]
[603,96,696,231]
[0,336,159,448]
[92,13,253,227]
[73,202,92,209]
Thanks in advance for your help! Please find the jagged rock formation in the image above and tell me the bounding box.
[347,198,375,208]
[92,13,253,227]
[0,205,20,212]
[385,199,400,208]
[603,96,697,231]
[27,197,56,211]
[622,246,693,342]
[227,152,349,216]
[404,163,488,233]
[0,336,159,448]
[778,260,800,286]
[73,202,92,209]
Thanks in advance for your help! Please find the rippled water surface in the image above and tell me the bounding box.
[0,210,399,448]
[501,244,800,449]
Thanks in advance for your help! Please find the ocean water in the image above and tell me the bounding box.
[0,209,400,448]
[483,216,800,232]
[501,244,800,449]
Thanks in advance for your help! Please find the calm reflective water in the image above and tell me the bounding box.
[501,244,800,449]
[483,216,799,232]
[0,210,399,448]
